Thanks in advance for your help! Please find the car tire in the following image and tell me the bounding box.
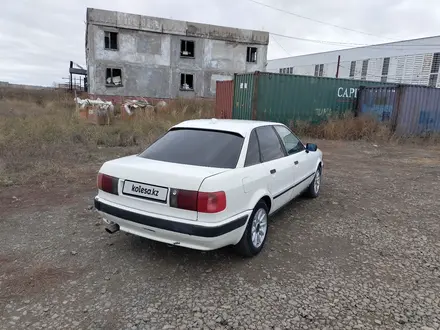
[304,166,322,198]
[234,201,269,258]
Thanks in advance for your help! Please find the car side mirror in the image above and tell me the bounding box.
[306,143,318,152]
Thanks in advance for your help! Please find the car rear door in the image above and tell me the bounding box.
[255,125,295,213]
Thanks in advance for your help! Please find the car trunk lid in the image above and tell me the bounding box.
[98,155,228,221]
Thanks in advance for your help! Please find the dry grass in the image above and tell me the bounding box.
[291,112,394,142]
[0,88,214,186]
[291,112,440,144]
[1,87,438,187]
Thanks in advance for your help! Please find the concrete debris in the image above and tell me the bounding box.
[123,99,151,116]
[75,97,115,125]
[155,100,167,110]
[74,97,114,111]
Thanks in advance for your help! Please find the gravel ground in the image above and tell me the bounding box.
[1,140,439,330]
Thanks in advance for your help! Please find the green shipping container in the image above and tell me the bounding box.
[232,73,255,120]
[232,72,394,125]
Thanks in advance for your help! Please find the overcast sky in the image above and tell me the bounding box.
[1,0,439,86]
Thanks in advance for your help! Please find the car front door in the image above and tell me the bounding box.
[255,125,295,213]
[273,125,313,198]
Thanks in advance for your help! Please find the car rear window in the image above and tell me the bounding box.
[139,128,244,168]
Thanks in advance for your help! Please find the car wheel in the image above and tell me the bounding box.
[234,201,269,257]
[305,166,322,198]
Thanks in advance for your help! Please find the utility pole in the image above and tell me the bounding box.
[336,55,341,78]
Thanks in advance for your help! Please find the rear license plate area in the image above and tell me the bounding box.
[122,180,168,203]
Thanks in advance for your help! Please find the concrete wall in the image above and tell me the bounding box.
[86,8,269,98]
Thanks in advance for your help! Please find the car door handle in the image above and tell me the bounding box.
[294,161,299,165]
[270,169,276,174]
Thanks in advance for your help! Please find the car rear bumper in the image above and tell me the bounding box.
[94,197,250,251]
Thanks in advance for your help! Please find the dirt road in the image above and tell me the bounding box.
[1,140,439,330]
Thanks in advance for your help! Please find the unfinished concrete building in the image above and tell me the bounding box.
[85,8,269,98]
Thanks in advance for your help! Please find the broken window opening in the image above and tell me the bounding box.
[318,64,324,77]
[105,32,118,50]
[314,65,319,77]
[431,53,440,74]
[349,61,356,78]
[361,60,369,80]
[279,68,282,73]
[180,40,195,58]
[246,47,257,63]
[382,57,390,76]
[106,68,122,86]
[428,74,438,87]
[180,74,194,91]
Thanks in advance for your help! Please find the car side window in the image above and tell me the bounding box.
[255,126,285,162]
[274,125,305,155]
[244,130,261,167]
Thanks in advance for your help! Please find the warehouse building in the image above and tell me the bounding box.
[266,36,440,88]
[85,8,269,98]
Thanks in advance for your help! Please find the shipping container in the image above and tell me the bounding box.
[397,86,440,135]
[358,86,398,122]
[215,80,234,119]
[358,85,440,135]
[232,73,256,120]
[232,72,393,125]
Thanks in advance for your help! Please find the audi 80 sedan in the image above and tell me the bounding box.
[94,119,323,257]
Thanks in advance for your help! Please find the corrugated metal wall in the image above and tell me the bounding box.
[232,72,393,124]
[232,73,255,120]
[214,80,234,119]
[396,86,440,135]
[358,85,440,135]
[358,86,398,122]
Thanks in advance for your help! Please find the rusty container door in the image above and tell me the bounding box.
[395,85,440,136]
[215,80,234,119]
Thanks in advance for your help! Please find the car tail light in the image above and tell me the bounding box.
[197,192,226,213]
[170,189,226,213]
[97,173,119,195]
[170,189,198,211]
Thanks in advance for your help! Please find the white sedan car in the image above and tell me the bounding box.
[94,119,323,257]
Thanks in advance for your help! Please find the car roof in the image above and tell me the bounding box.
[171,119,284,137]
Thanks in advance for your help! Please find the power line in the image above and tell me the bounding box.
[247,0,397,41]
[269,32,368,46]
[270,31,440,49]
[271,35,291,56]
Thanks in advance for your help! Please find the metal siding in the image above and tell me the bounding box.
[396,86,440,135]
[366,58,381,82]
[412,55,424,85]
[232,73,255,120]
[354,60,363,80]
[266,36,440,73]
[402,55,415,84]
[387,57,399,83]
[234,72,393,125]
[215,80,234,119]
[358,87,397,122]
[421,54,434,86]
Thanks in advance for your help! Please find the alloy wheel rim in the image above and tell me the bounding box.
[251,208,268,248]
[314,170,321,193]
